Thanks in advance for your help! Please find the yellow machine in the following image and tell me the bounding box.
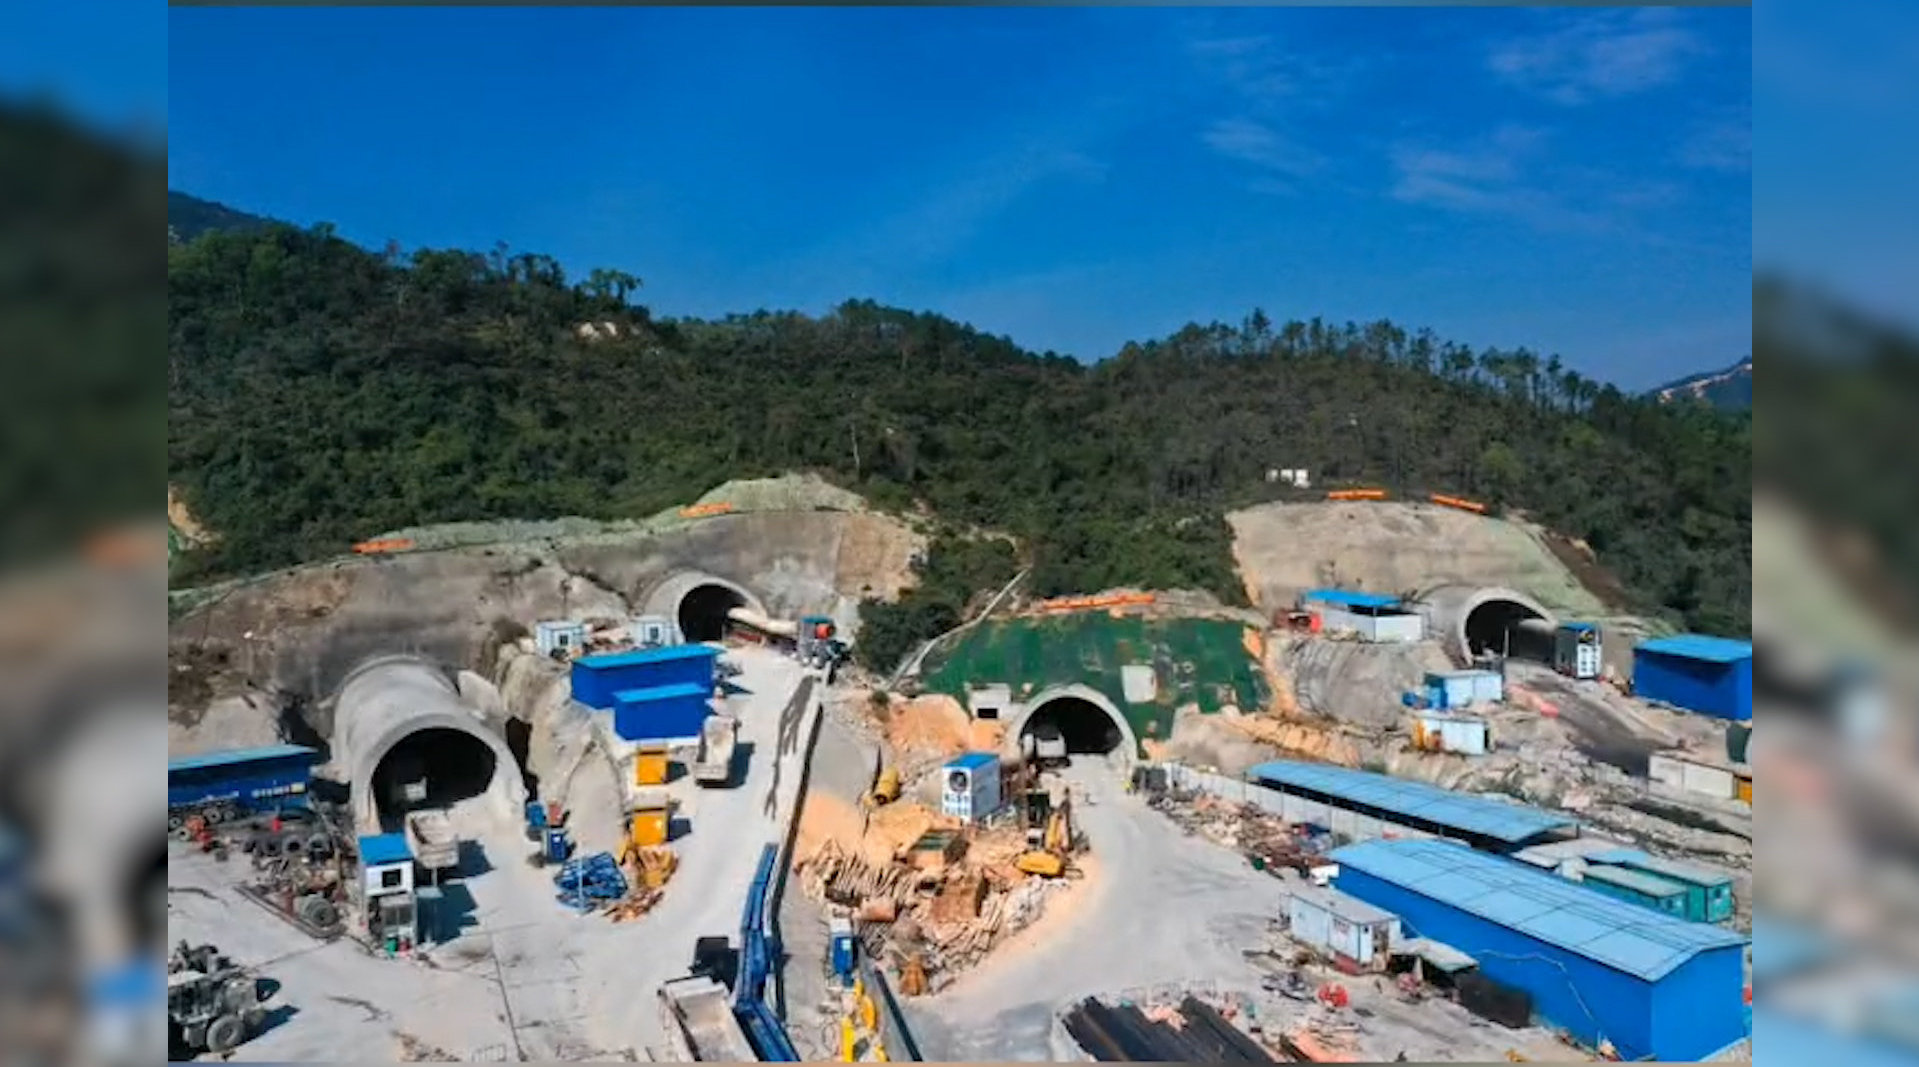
[633,745,670,787]
[626,792,671,848]
[863,766,901,809]
[1014,802,1071,878]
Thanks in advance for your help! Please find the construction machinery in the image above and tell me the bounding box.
[166,941,263,1056]
[694,714,740,787]
[1014,789,1073,878]
[1020,723,1068,769]
[862,765,901,809]
[403,808,459,873]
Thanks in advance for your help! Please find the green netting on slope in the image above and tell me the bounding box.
[922,614,1270,744]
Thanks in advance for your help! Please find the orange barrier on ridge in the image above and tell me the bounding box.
[352,537,415,555]
[1039,591,1156,613]
[678,502,736,519]
[1430,493,1488,514]
[1326,488,1387,501]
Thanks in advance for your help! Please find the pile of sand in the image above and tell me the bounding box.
[886,694,974,758]
[796,792,947,868]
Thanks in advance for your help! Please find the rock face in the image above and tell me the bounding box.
[166,506,925,752]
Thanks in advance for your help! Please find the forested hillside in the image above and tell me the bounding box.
[168,222,1752,661]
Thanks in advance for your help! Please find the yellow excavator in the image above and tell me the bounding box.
[1014,792,1072,877]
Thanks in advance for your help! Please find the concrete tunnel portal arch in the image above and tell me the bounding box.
[1419,584,1558,663]
[642,571,767,644]
[1006,684,1140,774]
[332,654,528,834]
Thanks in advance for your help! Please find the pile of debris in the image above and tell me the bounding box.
[1146,790,1328,876]
[1062,992,1275,1062]
[795,819,1077,992]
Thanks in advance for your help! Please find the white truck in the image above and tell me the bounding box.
[403,808,460,872]
[657,975,757,1062]
[693,715,739,787]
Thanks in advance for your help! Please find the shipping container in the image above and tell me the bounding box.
[941,753,1002,823]
[611,683,713,744]
[1424,670,1504,710]
[1552,623,1603,680]
[1591,850,1737,924]
[167,745,321,820]
[535,620,587,657]
[1286,885,1400,968]
[1411,713,1491,756]
[571,645,720,709]
[1648,752,1737,800]
[1576,864,1690,918]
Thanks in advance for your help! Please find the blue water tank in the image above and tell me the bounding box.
[829,917,857,983]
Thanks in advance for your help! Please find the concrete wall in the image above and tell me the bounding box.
[331,655,527,834]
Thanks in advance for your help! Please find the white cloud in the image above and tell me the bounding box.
[1388,125,1606,233]
[1188,33,1364,109]
[1201,118,1326,185]
[1488,9,1704,105]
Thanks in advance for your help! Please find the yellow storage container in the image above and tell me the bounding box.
[633,745,670,787]
[628,793,672,847]
[1735,774,1752,805]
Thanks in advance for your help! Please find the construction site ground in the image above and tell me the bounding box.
[167,645,817,1062]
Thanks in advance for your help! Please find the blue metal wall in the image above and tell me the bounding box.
[1632,650,1751,720]
[612,685,713,742]
[572,647,719,709]
[1334,866,1744,1060]
[167,754,315,812]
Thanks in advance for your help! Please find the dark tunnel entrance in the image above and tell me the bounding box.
[1021,697,1125,758]
[1464,598,1553,662]
[371,728,499,831]
[679,583,749,643]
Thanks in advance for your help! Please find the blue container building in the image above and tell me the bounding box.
[612,682,714,744]
[1328,838,1749,1062]
[1577,864,1690,918]
[572,645,721,709]
[1631,635,1753,721]
[167,744,322,818]
[1589,849,1737,925]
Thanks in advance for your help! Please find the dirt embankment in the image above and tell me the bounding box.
[1227,501,1616,619]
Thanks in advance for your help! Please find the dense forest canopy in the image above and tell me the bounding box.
[168,222,1752,667]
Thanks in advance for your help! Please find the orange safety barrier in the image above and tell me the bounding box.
[352,537,416,555]
[1040,591,1156,613]
[1325,488,1387,501]
[1429,493,1488,514]
[678,502,736,519]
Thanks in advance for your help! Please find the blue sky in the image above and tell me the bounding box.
[169,7,1749,389]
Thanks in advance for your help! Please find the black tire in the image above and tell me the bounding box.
[167,811,184,831]
[306,833,333,858]
[205,1014,246,1054]
[278,833,304,857]
[298,895,340,931]
[254,835,280,858]
[203,805,225,825]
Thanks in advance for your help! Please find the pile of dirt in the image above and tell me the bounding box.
[692,474,869,515]
[885,694,974,759]
[1226,501,1613,619]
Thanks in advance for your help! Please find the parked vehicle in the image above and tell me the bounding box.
[694,715,739,787]
[166,942,263,1056]
[404,808,460,872]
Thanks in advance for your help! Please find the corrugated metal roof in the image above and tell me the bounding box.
[358,833,412,867]
[1636,634,1753,664]
[1302,588,1403,609]
[1288,883,1398,926]
[1398,937,1478,972]
[1579,864,1689,898]
[167,744,320,773]
[1329,838,1747,981]
[576,644,721,670]
[612,682,713,704]
[1247,760,1578,844]
[947,752,999,771]
[1590,849,1735,888]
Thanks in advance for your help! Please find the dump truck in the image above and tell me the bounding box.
[403,808,460,872]
[693,714,739,787]
[658,974,757,1062]
[167,942,263,1057]
[1021,722,1068,769]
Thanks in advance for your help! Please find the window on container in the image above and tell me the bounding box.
[381,868,403,889]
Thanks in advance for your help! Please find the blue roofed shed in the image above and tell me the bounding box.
[1632,635,1753,721]
[1328,838,1749,1061]
[358,833,412,867]
[1247,760,1578,850]
[1301,588,1404,610]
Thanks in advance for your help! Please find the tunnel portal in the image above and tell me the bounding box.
[370,727,501,831]
[1021,697,1125,756]
[678,583,749,643]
